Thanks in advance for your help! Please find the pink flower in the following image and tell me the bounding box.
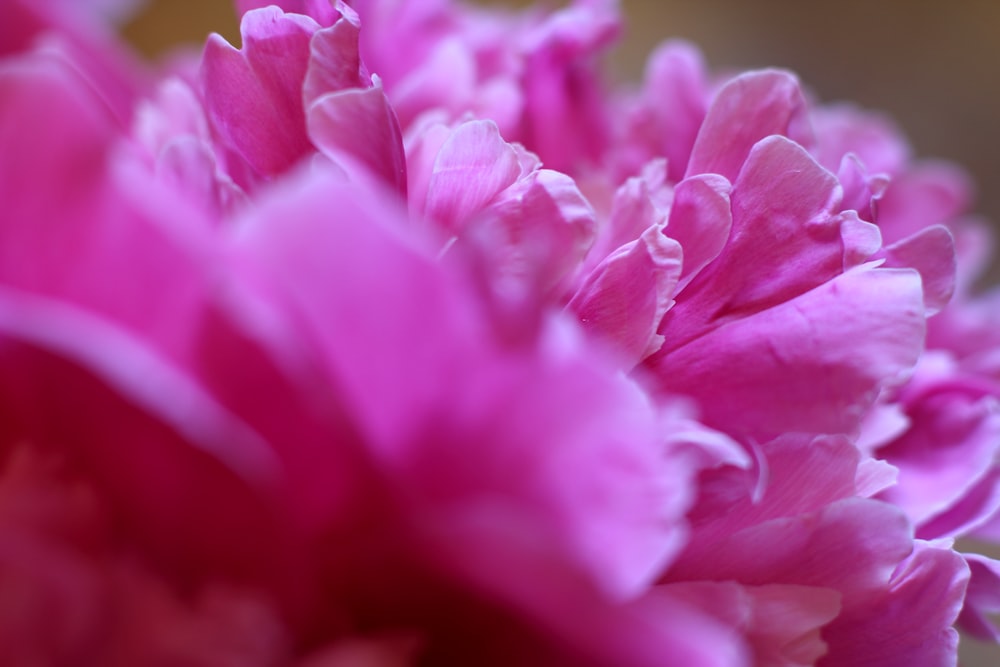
[2,0,998,662]
[0,45,743,664]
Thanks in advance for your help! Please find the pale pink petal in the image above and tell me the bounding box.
[585,165,667,271]
[390,37,477,129]
[671,499,915,609]
[810,104,910,176]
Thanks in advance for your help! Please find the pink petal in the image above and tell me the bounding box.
[307,81,408,195]
[200,7,317,177]
[958,553,1000,641]
[658,136,847,353]
[231,173,675,600]
[569,226,682,365]
[875,224,956,315]
[632,40,710,182]
[657,581,841,667]
[585,164,668,271]
[474,168,597,296]
[685,70,812,181]
[421,119,521,232]
[647,267,925,438]
[234,0,340,25]
[666,173,732,289]
[301,7,365,105]
[818,541,968,667]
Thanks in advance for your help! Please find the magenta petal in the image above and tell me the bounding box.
[200,7,317,177]
[422,120,521,232]
[649,267,925,438]
[666,173,732,289]
[685,70,812,181]
[569,226,682,365]
[307,81,408,195]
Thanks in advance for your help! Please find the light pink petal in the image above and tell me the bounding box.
[666,173,732,289]
[647,267,925,438]
[307,81,408,195]
[685,70,812,181]
[875,224,956,315]
[422,119,521,232]
[689,435,868,532]
[818,541,968,667]
[200,7,317,177]
[568,226,682,365]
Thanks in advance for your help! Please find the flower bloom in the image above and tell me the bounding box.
[0,0,998,664]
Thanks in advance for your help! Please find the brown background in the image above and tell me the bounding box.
[122,1,1000,663]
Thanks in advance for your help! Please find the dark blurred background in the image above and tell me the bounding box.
[122,2,1000,662]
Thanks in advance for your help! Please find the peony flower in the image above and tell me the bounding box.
[2,0,999,663]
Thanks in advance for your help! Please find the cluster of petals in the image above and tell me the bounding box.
[0,0,998,664]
